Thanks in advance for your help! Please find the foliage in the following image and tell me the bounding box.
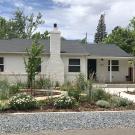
[104,26,134,54]
[0,80,10,100]
[9,93,38,110]
[0,8,44,39]
[54,96,78,109]
[75,73,87,91]
[0,101,10,111]
[60,81,74,91]
[24,41,44,90]
[111,96,133,107]
[9,84,20,96]
[94,14,107,43]
[96,100,110,108]
[32,31,49,40]
[68,88,81,102]
[35,76,52,89]
[92,89,111,102]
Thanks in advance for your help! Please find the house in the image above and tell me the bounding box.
[0,24,134,84]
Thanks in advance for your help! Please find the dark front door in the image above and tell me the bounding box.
[87,59,96,80]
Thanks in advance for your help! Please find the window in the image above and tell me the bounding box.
[0,57,4,72]
[108,60,119,71]
[68,59,80,72]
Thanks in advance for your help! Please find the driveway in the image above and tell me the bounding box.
[9,128,135,135]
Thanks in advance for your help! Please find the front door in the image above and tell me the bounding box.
[87,59,96,80]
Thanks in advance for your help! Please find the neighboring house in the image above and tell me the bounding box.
[0,24,134,84]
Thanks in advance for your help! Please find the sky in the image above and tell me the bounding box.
[0,0,135,42]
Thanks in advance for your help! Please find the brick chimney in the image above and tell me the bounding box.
[46,24,64,84]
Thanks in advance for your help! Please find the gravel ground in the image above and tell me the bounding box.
[0,111,135,134]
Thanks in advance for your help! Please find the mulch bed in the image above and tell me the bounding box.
[2,102,135,113]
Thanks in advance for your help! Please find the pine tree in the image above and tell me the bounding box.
[94,14,107,43]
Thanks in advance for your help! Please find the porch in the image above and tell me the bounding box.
[87,56,135,83]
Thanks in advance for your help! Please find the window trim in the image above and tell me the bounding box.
[68,58,80,72]
[0,57,4,72]
[108,60,119,72]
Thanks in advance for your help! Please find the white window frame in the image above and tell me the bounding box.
[0,57,4,72]
[68,59,80,72]
[108,60,119,71]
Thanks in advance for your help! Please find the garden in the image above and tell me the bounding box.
[0,73,135,113]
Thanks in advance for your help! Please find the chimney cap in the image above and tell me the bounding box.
[54,23,57,28]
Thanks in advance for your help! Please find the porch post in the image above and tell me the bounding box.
[133,60,135,83]
[109,59,112,83]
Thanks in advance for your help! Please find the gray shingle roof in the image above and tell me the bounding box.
[0,39,132,57]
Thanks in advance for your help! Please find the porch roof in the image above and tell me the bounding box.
[0,39,133,58]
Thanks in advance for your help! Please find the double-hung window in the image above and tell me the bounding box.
[108,60,119,71]
[68,59,80,72]
[0,57,4,72]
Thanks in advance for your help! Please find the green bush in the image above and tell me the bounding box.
[0,101,10,111]
[9,84,20,96]
[75,73,87,91]
[60,81,74,91]
[92,89,111,102]
[9,93,38,110]
[0,80,10,100]
[96,100,110,108]
[68,88,81,101]
[35,77,52,89]
[111,96,133,107]
[54,96,78,109]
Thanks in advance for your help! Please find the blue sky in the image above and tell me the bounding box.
[0,0,135,42]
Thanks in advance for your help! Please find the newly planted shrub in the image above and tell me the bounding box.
[92,89,111,102]
[96,100,110,108]
[111,96,133,107]
[0,80,10,100]
[9,93,38,110]
[54,96,78,109]
[0,101,10,111]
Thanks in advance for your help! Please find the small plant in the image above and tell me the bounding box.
[92,89,111,102]
[111,96,133,107]
[9,84,20,96]
[0,101,10,111]
[35,76,52,89]
[75,73,87,91]
[54,96,78,109]
[60,81,74,91]
[0,80,10,100]
[9,93,38,110]
[68,88,81,101]
[96,100,110,108]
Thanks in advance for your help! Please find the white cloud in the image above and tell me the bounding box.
[1,0,135,42]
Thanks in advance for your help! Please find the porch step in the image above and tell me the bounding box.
[93,83,135,88]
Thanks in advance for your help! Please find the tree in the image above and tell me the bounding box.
[12,8,26,38]
[104,26,135,54]
[24,41,44,94]
[94,14,107,43]
[25,12,44,39]
[32,31,49,40]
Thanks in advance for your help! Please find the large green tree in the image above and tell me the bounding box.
[0,8,45,39]
[94,14,107,43]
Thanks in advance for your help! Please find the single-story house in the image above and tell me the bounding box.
[0,24,134,84]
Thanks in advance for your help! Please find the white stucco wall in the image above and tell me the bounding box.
[0,53,130,83]
[96,59,129,82]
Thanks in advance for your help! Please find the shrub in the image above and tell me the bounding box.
[0,80,10,100]
[35,77,52,89]
[54,96,78,109]
[9,93,38,110]
[92,89,111,102]
[9,84,20,96]
[0,101,10,111]
[111,96,133,107]
[68,88,81,101]
[96,100,110,108]
[75,73,87,91]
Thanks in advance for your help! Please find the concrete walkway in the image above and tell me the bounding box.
[8,128,135,135]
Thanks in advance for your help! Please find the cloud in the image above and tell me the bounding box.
[1,0,135,42]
